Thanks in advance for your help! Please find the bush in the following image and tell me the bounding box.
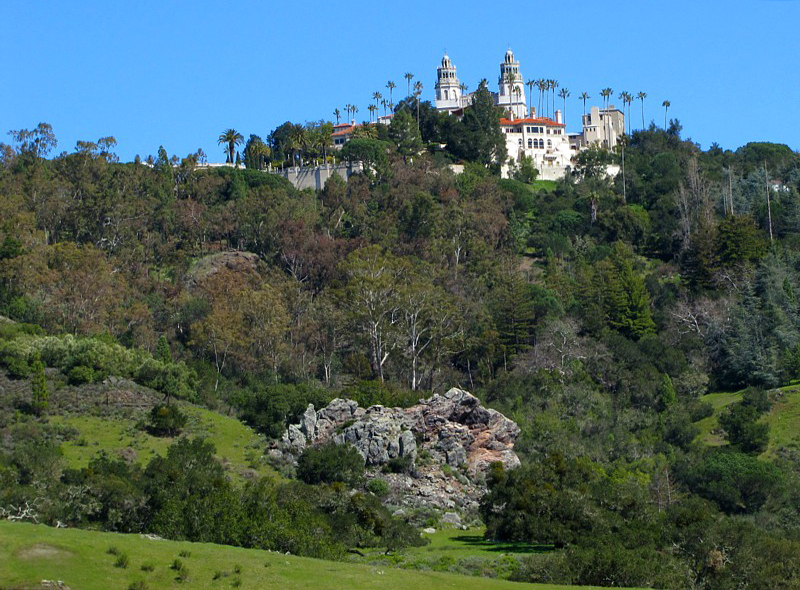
[3,356,30,379]
[114,552,129,568]
[67,364,96,385]
[148,404,187,437]
[382,454,414,474]
[366,478,389,497]
[297,443,365,486]
[127,582,148,590]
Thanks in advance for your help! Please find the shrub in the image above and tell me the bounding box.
[382,454,414,474]
[140,562,154,572]
[171,558,184,570]
[4,356,30,379]
[114,552,130,568]
[367,478,389,497]
[297,443,365,486]
[127,582,148,590]
[67,364,96,385]
[148,404,187,437]
[107,545,120,555]
[178,549,191,558]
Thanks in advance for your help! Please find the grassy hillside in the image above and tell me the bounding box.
[694,384,800,455]
[48,404,277,482]
[0,521,644,590]
[352,527,549,577]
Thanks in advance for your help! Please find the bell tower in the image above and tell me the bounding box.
[435,53,462,112]
[499,49,526,119]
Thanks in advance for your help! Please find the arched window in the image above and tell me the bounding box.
[547,139,552,148]
[444,89,449,100]
[528,139,533,148]
[518,139,523,147]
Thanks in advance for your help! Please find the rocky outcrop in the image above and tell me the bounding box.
[275,387,520,510]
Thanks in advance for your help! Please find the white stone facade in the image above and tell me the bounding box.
[500,114,572,179]
[434,54,463,113]
[581,105,625,149]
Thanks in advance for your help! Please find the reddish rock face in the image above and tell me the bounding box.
[276,388,520,511]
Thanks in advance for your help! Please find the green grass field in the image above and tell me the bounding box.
[410,527,550,558]
[352,526,552,577]
[0,521,644,590]
[694,384,800,455]
[48,404,277,482]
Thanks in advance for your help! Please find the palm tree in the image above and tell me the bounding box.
[367,104,377,123]
[579,92,590,119]
[289,124,306,167]
[333,108,342,124]
[550,80,559,119]
[526,79,536,116]
[413,80,423,123]
[382,99,388,117]
[404,72,414,98]
[600,88,613,148]
[637,92,647,129]
[217,129,243,165]
[386,81,396,111]
[504,70,516,114]
[351,105,359,122]
[460,83,468,107]
[619,91,632,135]
[662,100,671,129]
[558,87,570,123]
[372,91,382,115]
[344,104,353,123]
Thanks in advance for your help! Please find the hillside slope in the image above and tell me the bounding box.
[694,384,800,455]
[0,521,645,590]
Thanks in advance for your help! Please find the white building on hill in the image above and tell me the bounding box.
[434,50,624,178]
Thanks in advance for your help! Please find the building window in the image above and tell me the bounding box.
[444,89,449,100]
[528,139,532,148]
[518,139,523,147]
[547,140,552,148]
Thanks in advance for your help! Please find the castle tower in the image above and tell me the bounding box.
[435,53,462,113]
[498,49,526,119]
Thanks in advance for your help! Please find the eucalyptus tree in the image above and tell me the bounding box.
[662,100,671,128]
[217,129,243,164]
[637,92,647,129]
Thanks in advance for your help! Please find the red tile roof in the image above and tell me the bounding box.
[499,117,564,127]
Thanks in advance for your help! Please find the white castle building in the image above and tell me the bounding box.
[434,49,624,179]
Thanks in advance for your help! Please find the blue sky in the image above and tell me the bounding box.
[2,0,798,162]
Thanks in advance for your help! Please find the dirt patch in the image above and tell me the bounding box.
[16,543,70,559]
